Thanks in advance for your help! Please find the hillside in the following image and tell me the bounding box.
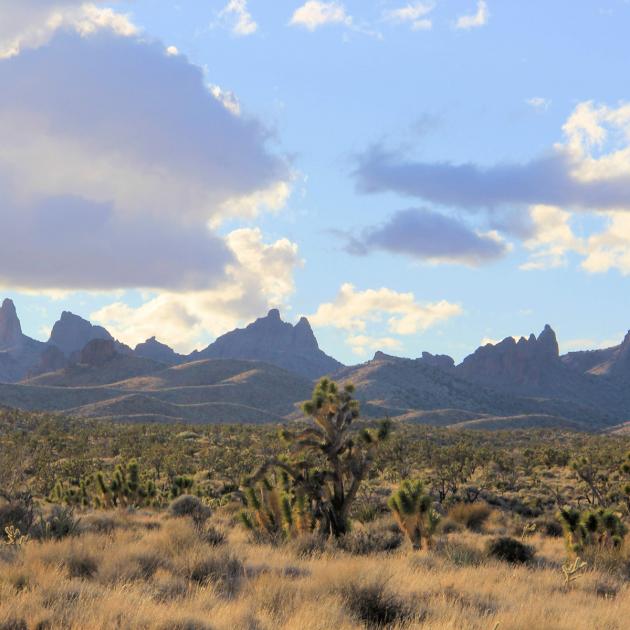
[0,357,312,424]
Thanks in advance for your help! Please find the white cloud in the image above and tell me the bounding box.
[526,97,551,111]
[384,2,434,31]
[218,0,258,36]
[346,334,402,356]
[166,45,179,56]
[309,283,462,342]
[582,212,630,275]
[455,0,488,30]
[289,1,352,31]
[209,84,241,116]
[521,205,585,270]
[0,1,137,58]
[91,228,303,353]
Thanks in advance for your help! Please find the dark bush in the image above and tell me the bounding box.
[486,536,534,564]
[0,498,34,539]
[0,619,28,630]
[31,506,80,541]
[187,551,243,597]
[169,495,211,526]
[536,518,563,538]
[200,525,226,547]
[341,580,417,628]
[65,551,99,579]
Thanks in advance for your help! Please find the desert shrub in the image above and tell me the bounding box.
[0,499,34,539]
[81,514,118,535]
[486,536,535,564]
[447,502,492,532]
[169,495,211,526]
[65,551,99,579]
[439,517,463,535]
[31,506,80,541]
[536,517,563,538]
[336,523,402,555]
[290,532,327,558]
[340,579,417,628]
[200,525,226,547]
[559,507,627,556]
[0,620,28,630]
[186,550,243,597]
[435,540,485,567]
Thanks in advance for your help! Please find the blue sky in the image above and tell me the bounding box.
[2,1,630,364]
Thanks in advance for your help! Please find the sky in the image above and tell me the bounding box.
[1,0,630,364]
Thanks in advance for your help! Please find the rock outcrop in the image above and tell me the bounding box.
[48,311,114,356]
[135,337,183,365]
[192,309,343,379]
[456,325,560,388]
[80,339,118,367]
[562,331,630,379]
[0,299,23,351]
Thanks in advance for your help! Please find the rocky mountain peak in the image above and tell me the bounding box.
[537,324,559,358]
[135,336,182,365]
[194,309,342,379]
[456,325,561,389]
[48,311,113,356]
[0,298,22,350]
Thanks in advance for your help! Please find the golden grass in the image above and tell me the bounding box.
[0,510,628,630]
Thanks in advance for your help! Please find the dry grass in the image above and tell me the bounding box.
[0,509,628,630]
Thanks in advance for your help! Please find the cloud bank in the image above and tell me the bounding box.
[0,28,290,291]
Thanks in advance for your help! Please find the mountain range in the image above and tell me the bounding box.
[1,297,630,432]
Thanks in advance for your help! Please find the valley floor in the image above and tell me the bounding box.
[1,509,628,630]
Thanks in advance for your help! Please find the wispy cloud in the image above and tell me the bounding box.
[289,1,352,31]
[218,0,258,36]
[527,97,551,111]
[383,2,435,31]
[455,0,489,30]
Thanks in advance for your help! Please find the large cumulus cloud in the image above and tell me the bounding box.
[0,27,291,291]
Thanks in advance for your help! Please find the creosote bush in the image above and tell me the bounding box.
[340,578,417,629]
[486,536,535,564]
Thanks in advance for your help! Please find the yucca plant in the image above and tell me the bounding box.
[243,379,390,538]
[388,480,439,550]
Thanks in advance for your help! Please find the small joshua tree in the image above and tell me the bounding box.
[388,480,439,550]
[240,473,313,542]
[559,507,626,556]
[243,379,390,539]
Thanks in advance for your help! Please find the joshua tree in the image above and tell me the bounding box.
[243,379,391,538]
[388,480,439,550]
[559,507,626,556]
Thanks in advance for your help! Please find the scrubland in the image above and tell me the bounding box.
[1,504,629,630]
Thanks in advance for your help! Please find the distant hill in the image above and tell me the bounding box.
[2,295,630,431]
[2,353,312,424]
[191,309,342,379]
[330,350,616,430]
